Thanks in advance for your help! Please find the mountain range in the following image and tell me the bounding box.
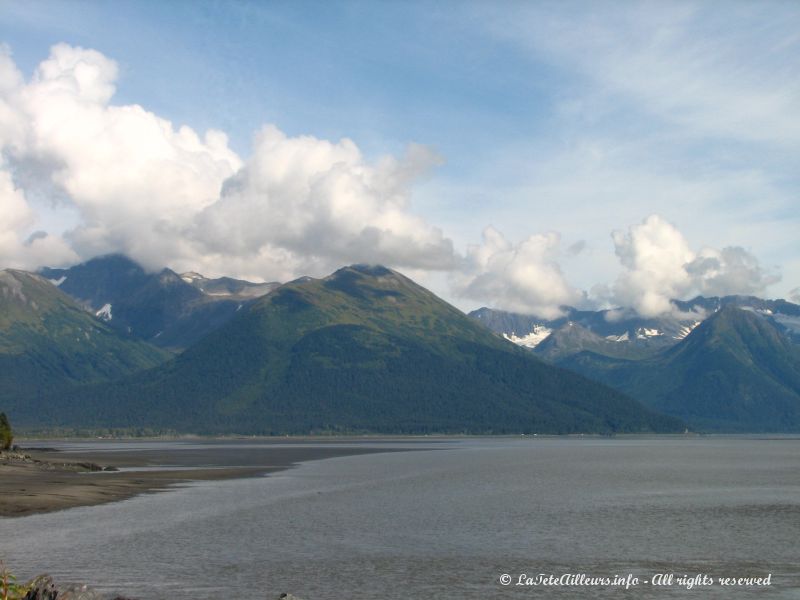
[2,253,798,433]
[561,307,800,431]
[471,296,799,357]
[7,264,679,434]
[470,299,800,430]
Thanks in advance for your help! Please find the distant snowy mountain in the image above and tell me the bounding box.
[40,255,280,351]
[561,306,800,432]
[470,295,800,361]
[472,300,800,431]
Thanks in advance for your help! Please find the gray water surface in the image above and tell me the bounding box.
[2,437,799,599]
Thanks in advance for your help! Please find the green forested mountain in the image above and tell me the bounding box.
[561,306,800,431]
[0,269,169,406]
[22,265,682,434]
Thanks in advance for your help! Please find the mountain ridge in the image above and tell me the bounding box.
[40,254,279,351]
[470,295,800,360]
[14,264,683,435]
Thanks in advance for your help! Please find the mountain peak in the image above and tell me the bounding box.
[326,264,398,282]
[347,264,395,277]
[317,264,414,302]
[84,253,144,269]
[157,268,185,285]
[688,304,790,351]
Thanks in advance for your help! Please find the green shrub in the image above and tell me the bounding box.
[0,413,12,451]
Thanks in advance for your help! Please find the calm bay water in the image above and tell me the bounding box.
[2,437,800,599]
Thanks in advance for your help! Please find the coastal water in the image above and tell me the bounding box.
[2,437,800,599]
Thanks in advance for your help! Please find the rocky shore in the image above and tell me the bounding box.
[7,574,305,600]
[1,449,119,473]
[11,574,131,600]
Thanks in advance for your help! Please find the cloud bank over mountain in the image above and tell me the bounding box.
[452,227,583,319]
[610,216,779,317]
[0,44,454,283]
[0,44,786,318]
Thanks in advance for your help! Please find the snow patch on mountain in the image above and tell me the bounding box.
[48,276,66,286]
[675,321,701,340]
[503,325,552,348]
[636,327,663,340]
[605,331,630,342]
[95,303,113,321]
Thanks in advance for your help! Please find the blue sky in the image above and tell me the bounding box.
[1,0,798,315]
[4,2,560,163]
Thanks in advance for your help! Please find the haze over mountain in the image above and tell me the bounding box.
[0,269,169,403]
[13,264,682,435]
[40,255,279,351]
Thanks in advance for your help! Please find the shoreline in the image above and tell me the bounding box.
[0,440,405,518]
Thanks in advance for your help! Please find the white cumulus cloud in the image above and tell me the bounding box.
[192,126,454,279]
[453,226,582,319]
[0,154,77,269]
[611,215,695,317]
[686,246,781,298]
[0,43,455,282]
[611,215,780,317]
[0,44,785,317]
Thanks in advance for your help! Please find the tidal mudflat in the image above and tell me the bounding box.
[0,438,410,516]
